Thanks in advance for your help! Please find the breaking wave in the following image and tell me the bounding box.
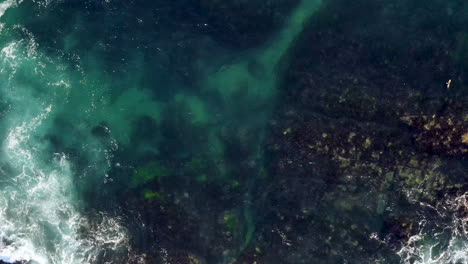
[0,3,130,263]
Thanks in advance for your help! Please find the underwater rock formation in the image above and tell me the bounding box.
[401,114,467,156]
[253,0,468,262]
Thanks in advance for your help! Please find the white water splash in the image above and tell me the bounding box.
[0,103,128,263]
[397,193,468,264]
[0,8,130,264]
[0,0,20,18]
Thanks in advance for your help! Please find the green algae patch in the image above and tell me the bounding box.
[223,213,240,233]
[195,174,208,183]
[143,191,162,200]
[132,162,172,187]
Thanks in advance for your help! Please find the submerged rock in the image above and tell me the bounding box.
[401,114,467,156]
[254,0,468,262]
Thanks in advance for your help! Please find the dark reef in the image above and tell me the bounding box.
[97,0,468,263]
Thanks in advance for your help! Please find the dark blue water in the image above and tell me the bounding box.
[0,0,466,263]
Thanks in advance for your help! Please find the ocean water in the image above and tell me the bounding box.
[0,0,466,263]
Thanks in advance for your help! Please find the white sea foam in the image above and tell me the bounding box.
[0,12,130,264]
[1,105,129,264]
[0,0,20,18]
[397,193,468,264]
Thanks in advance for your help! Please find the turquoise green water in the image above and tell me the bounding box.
[0,0,466,263]
[0,0,322,262]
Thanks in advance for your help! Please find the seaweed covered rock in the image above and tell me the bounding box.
[254,0,468,262]
[120,175,251,264]
[401,113,468,156]
[122,193,203,263]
